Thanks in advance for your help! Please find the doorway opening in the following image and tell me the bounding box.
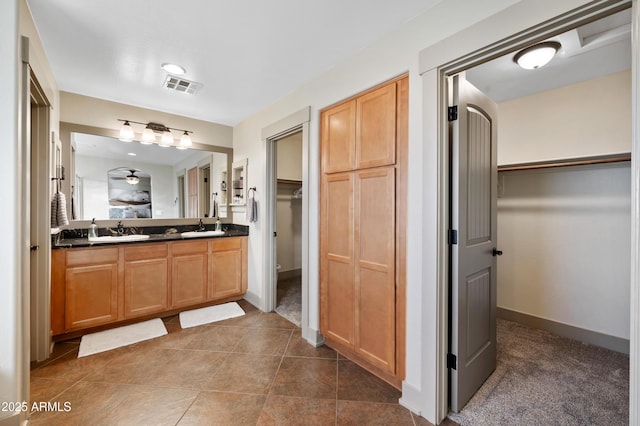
[199,164,211,217]
[176,173,185,218]
[445,6,631,423]
[273,131,303,326]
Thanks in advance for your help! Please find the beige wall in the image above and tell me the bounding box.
[60,92,233,148]
[276,132,303,181]
[498,70,631,165]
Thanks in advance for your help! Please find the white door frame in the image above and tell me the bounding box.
[413,0,635,423]
[262,107,321,344]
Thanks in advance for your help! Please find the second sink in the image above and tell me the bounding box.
[181,230,225,238]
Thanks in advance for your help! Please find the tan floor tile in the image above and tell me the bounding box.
[271,357,337,399]
[337,360,401,403]
[31,345,132,382]
[257,395,336,426]
[83,348,177,384]
[147,350,228,389]
[30,377,75,403]
[205,353,282,394]
[233,328,293,355]
[336,400,414,425]
[178,391,266,426]
[285,330,337,359]
[255,312,297,329]
[185,325,249,352]
[413,411,437,425]
[30,381,197,426]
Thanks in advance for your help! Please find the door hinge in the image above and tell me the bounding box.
[447,353,457,370]
[448,229,458,245]
[273,231,277,237]
[448,106,458,121]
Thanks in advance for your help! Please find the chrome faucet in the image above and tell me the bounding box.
[198,219,206,232]
[116,221,125,236]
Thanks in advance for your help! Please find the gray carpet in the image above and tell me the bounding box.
[448,319,629,426]
[275,275,301,327]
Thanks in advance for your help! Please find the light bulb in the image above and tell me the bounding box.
[160,130,174,147]
[141,127,156,144]
[119,121,134,142]
[179,131,192,149]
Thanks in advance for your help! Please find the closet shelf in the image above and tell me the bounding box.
[498,153,631,172]
[277,179,302,185]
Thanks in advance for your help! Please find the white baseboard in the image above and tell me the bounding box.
[242,292,263,312]
[399,381,423,415]
[498,307,630,354]
[303,327,324,347]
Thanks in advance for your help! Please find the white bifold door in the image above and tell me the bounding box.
[449,73,500,412]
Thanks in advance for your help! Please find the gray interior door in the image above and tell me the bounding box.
[449,73,498,412]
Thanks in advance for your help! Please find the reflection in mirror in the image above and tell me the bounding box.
[72,132,229,220]
[107,168,152,219]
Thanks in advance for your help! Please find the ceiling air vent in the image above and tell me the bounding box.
[162,75,203,95]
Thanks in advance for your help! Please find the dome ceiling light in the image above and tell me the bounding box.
[161,62,186,75]
[513,42,561,70]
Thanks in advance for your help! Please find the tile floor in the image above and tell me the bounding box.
[29,300,443,425]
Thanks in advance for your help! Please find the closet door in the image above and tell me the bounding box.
[320,172,355,347]
[321,100,356,174]
[354,166,396,373]
[356,84,397,170]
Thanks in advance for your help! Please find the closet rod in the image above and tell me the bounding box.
[498,152,631,172]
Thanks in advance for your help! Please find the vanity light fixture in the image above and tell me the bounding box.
[117,119,193,149]
[179,131,193,149]
[514,41,561,70]
[119,121,134,142]
[159,130,174,147]
[140,126,156,144]
[161,62,186,75]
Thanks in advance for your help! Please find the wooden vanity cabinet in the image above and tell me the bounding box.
[51,236,248,337]
[123,243,169,319]
[209,237,247,299]
[171,240,208,308]
[63,247,119,331]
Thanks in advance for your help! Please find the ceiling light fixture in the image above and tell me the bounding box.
[160,130,174,147]
[141,126,156,145]
[179,131,193,150]
[119,120,134,142]
[513,41,561,70]
[161,62,186,75]
[117,119,193,149]
[125,170,140,185]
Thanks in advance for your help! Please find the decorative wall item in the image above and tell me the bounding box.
[107,167,152,218]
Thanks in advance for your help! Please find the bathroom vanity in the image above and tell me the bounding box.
[51,225,248,339]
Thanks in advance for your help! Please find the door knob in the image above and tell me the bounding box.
[492,248,503,256]
[30,245,39,251]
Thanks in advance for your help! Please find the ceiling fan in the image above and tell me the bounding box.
[110,169,140,185]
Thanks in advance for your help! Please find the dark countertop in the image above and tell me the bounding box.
[52,223,249,249]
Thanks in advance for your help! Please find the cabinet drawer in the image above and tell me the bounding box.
[171,240,208,255]
[210,237,241,252]
[66,247,119,266]
[125,243,168,261]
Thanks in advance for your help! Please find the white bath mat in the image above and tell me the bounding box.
[78,318,168,358]
[179,302,245,329]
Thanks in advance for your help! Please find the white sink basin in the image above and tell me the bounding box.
[181,230,225,238]
[89,234,150,243]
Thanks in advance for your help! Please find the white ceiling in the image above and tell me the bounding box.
[466,9,631,103]
[26,0,443,126]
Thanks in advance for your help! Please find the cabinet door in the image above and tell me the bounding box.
[123,244,169,319]
[171,241,208,308]
[356,83,396,170]
[354,166,396,373]
[210,237,243,299]
[65,263,118,331]
[320,172,355,347]
[321,100,356,173]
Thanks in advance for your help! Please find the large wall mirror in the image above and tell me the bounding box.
[60,122,233,224]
